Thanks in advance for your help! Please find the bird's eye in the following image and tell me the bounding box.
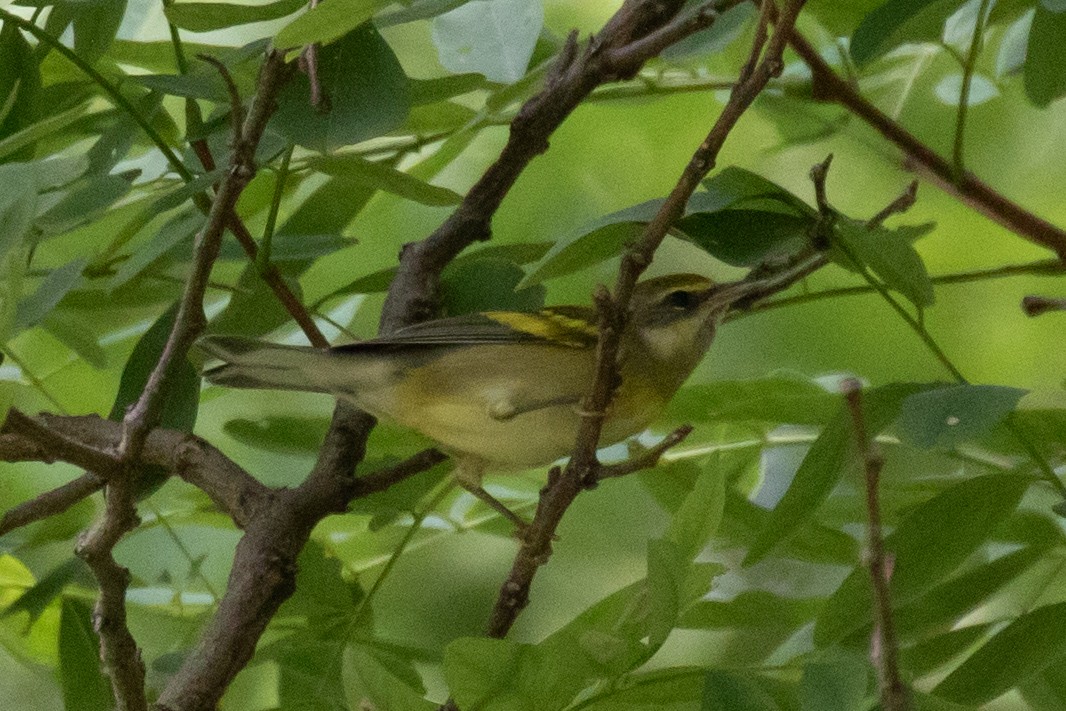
[665,290,695,309]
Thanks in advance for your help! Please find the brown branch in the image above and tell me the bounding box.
[0,472,102,537]
[597,426,693,480]
[789,31,1066,261]
[76,476,148,711]
[353,448,448,496]
[481,0,809,645]
[379,0,745,333]
[842,379,910,711]
[1022,295,1066,317]
[119,51,294,461]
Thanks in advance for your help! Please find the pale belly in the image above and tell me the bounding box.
[336,343,666,471]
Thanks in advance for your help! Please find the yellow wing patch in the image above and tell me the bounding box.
[484,309,598,348]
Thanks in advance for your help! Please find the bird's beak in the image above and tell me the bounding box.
[697,280,765,313]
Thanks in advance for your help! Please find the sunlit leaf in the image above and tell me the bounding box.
[431,0,543,83]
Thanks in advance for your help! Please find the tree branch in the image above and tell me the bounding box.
[480,0,809,645]
[0,472,102,537]
[789,30,1066,260]
[842,379,910,711]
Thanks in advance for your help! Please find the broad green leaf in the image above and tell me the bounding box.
[834,217,936,308]
[217,233,353,263]
[306,154,462,206]
[223,415,331,455]
[0,103,95,163]
[702,670,781,710]
[851,0,961,66]
[934,602,1066,704]
[896,384,1027,449]
[277,541,363,636]
[0,162,38,257]
[325,242,550,299]
[666,375,838,426]
[272,24,411,152]
[344,644,434,710]
[208,265,300,339]
[1025,4,1066,107]
[799,655,868,711]
[58,598,113,711]
[663,2,756,60]
[36,174,134,237]
[903,624,992,676]
[164,0,305,32]
[0,20,41,158]
[407,73,490,105]
[431,0,544,83]
[2,559,91,625]
[72,0,127,66]
[679,208,812,267]
[274,0,392,48]
[814,473,1029,646]
[997,10,1034,78]
[680,590,821,630]
[15,258,86,330]
[521,167,814,286]
[41,311,108,369]
[376,0,476,27]
[646,539,685,647]
[665,455,727,559]
[746,383,928,565]
[132,71,233,103]
[271,636,349,709]
[440,257,546,315]
[896,546,1047,636]
[934,73,1000,106]
[110,209,203,290]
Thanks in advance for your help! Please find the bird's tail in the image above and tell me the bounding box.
[197,335,333,393]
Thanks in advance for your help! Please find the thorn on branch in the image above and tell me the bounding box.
[867,180,919,230]
[1022,295,1066,317]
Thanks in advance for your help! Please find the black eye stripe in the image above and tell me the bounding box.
[666,290,696,309]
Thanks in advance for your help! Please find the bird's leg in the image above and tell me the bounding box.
[453,463,531,539]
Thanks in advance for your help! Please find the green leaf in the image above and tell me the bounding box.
[904,624,992,676]
[896,546,1047,636]
[208,265,300,339]
[111,304,200,433]
[58,598,113,711]
[377,0,478,27]
[746,383,928,565]
[72,0,127,66]
[702,670,781,710]
[41,311,108,369]
[997,10,1034,78]
[799,655,868,711]
[0,162,38,257]
[15,258,85,330]
[110,209,203,290]
[0,102,94,163]
[814,473,1029,646]
[2,559,92,625]
[344,643,434,711]
[934,602,1066,704]
[431,0,544,83]
[278,541,363,637]
[408,73,489,105]
[851,0,961,66]
[1025,4,1066,107]
[223,415,331,455]
[440,258,546,315]
[164,0,305,32]
[680,590,821,630]
[274,0,392,48]
[646,539,685,647]
[896,384,1027,449]
[306,154,462,206]
[835,217,936,308]
[679,208,812,267]
[666,375,839,426]
[0,20,41,158]
[522,167,815,286]
[665,455,729,560]
[36,174,134,237]
[663,2,756,60]
[272,23,411,152]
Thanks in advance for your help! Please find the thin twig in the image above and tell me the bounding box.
[0,473,102,537]
[118,51,292,462]
[842,379,910,711]
[352,448,448,497]
[597,426,693,480]
[951,0,993,183]
[1022,295,1066,317]
[789,30,1066,260]
[867,180,919,229]
[480,0,809,645]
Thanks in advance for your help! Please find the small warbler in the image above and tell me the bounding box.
[198,273,742,526]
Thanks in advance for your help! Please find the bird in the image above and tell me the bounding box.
[197,273,745,529]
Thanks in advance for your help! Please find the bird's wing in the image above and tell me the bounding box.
[332,307,599,353]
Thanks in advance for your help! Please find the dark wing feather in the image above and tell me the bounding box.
[332,308,598,354]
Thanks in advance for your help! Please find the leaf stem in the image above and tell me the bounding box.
[952,0,994,183]
[259,145,293,273]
